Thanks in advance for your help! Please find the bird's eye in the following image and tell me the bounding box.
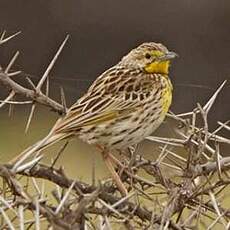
[145,53,151,59]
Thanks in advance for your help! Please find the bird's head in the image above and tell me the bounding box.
[120,42,177,75]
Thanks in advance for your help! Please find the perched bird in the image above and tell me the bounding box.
[11,42,177,195]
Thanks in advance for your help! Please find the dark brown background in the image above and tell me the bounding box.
[0,0,229,123]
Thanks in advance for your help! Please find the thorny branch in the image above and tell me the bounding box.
[0,71,64,113]
[0,31,229,229]
[0,31,67,115]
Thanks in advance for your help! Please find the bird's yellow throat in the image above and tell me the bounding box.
[144,61,170,75]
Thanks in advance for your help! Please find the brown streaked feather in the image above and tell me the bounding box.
[53,66,160,134]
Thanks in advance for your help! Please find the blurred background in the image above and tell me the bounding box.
[0,0,229,181]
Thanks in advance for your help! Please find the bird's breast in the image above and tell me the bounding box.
[161,77,173,115]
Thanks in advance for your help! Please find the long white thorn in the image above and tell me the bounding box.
[5,51,20,73]
[55,180,76,214]
[0,31,21,45]
[0,91,15,109]
[36,35,69,90]
[25,104,36,133]
[203,80,227,113]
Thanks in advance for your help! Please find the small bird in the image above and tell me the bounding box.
[11,42,177,195]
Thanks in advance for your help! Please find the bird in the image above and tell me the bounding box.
[11,42,177,196]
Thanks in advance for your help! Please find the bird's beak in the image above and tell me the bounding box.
[158,51,178,61]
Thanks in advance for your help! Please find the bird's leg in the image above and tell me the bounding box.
[107,152,124,168]
[96,145,127,196]
[102,151,128,196]
[96,144,123,167]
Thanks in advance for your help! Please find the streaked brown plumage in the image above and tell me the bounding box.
[11,42,177,195]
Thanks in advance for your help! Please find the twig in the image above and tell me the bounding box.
[0,71,64,113]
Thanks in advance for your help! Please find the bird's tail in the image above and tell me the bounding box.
[10,130,70,170]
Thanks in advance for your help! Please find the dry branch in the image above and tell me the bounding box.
[0,71,64,113]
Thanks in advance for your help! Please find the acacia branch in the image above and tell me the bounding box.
[1,163,181,230]
[194,156,230,177]
[0,71,65,114]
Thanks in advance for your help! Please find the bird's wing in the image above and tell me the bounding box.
[53,66,158,133]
